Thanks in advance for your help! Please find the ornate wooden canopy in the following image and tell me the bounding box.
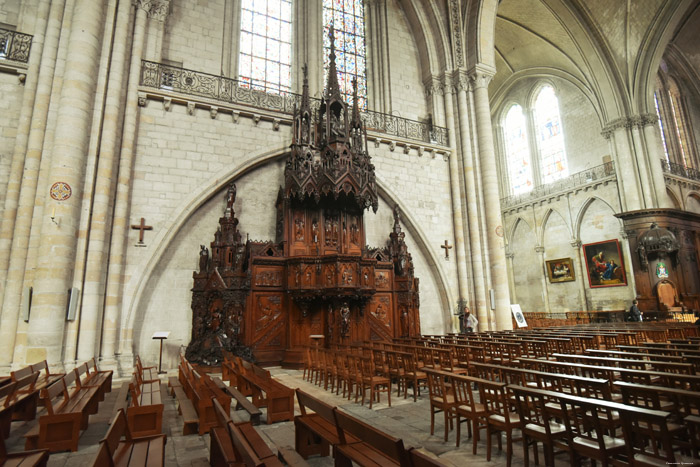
[186,41,420,366]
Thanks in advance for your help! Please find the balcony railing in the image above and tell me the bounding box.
[0,28,32,63]
[501,162,616,208]
[139,60,448,146]
[661,159,700,182]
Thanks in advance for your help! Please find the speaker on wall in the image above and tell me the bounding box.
[489,289,495,310]
[66,287,80,321]
[21,287,32,322]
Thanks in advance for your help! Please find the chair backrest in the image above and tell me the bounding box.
[43,375,67,415]
[509,385,559,437]
[333,408,408,465]
[425,369,450,401]
[15,371,40,392]
[10,365,32,382]
[92,441,115,467]
[620,404,675,464]
[87,357,98,373]
[0,382,18,405]
[30,360,50,376]
[103,409,131,455]
[228,421,265,467]
[478,379,512,423]
[556,393,617,453]
[451,374,484,410]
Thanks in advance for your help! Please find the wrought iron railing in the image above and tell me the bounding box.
[661,159,700,182]
[140,60,448,146]
[0,28,32,63]
[501,162,616,208]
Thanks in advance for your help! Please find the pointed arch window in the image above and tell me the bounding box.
[323,0,367,109]
[238,0,293,94]
[533,86,568,183]
[655,75,697,169]
[504,104,533,195]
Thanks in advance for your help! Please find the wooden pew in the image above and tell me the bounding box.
[25,371,99,452]
[127,374,164,437]
[212,376,261,426]
[237,367,294,424]
[0,433,48,467]
[85,358,113,401]
[228,421,284,467]
[0,372,39,437]
[92,408,165,467]
[333,408,410,467]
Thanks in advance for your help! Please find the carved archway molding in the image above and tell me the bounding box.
[119,147,455,358]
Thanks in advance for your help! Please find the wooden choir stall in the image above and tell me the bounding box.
[186,47,420,367]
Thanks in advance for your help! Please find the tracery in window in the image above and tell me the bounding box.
[655,72,698,170]
[323,0,367,109]
[238,0,293,94]
[504,104,533,195]
[533,86,568,184]
[654,92,670,163]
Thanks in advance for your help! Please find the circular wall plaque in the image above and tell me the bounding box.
[495,225,504,237]
[50,182,72,201]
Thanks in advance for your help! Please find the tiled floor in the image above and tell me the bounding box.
[5,368,548,466]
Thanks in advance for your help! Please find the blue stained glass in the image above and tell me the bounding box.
[268,63,280,84]
[252,34,266,57]
[280,0,291,19]
[241,9,254,31]
[268,18,280,36]
[267,39,279,61]
[254,0,266,12]
[252,57,266,80]
[280,43,290,63]
[280,21,290,41]
[240,32,252,54]
[344,33,355,54]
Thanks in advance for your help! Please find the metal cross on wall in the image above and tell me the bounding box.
[441,240,452,259]
[131,217,153,244]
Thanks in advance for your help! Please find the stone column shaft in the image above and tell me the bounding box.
[77,0,134,362]
[470,67,511,330]
[535,246,551,314]
[26,0,107,369]
[571,240,588,311]
[101,2,149,368]
[442,83,469,324]
[642,120,672,208]
[606,125,643,211]
[456,84,488,329]
[0,0,54,370]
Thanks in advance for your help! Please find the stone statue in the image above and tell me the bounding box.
[199,245,209,272]
[340,302,350,337]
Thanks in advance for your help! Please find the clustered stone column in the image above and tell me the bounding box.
[26,0,107,370]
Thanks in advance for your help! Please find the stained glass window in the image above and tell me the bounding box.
[323,0,367,109]
[504,105,533,194]
[238,0,293,94]
[533,86,568,184]
[654,92,670,164]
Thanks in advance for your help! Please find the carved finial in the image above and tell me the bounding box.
[393,204,402,232]
[325,26,341,100]
[351,77,361,127]
[225,183,236,217]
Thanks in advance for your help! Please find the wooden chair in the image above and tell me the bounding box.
[510,385,568,467]
[479,379,522,467]
[619,403,678,466]
[451,374,488,453]
[359,356,391,409]
[403,351,427,401]
[386,351,407,398]
[686,414,700,459]
[425,369,456,442]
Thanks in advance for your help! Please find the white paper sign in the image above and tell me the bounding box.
[510,304,528,328]
[152,331,170,339]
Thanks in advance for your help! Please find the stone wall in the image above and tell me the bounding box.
[0,73,22,228]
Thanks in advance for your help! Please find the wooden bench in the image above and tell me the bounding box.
[135,355,158,384]
[25,371,99,452]
[0,433,48,467]
[237,368,294,424]
[0,372,39,438]
[212,376,261,426]
[333,408,410,467]
[84,358,113,401]
[127,375,163,437]
[294,389,358,459]
[92,409,165,467]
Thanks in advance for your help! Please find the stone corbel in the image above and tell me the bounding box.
[186,102,195,115]
[534,245,545,254]
[272,119,280,131]
[417,147,424,157]
[18,73,26,84]
[210,107,218,119]
[137,92,147,107]
[163,97,171,111]
[388,141,395,152]
[232,111,239,123]
[253,115,261,125]
[403,145,410,155]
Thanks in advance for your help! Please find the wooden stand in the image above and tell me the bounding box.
[152,332,169,374]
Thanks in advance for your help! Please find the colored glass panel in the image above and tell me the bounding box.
[323,0,367,109]
[504,105,533,194]
[534,86,568,184]
[239,0,293,94]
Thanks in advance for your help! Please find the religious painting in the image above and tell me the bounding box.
[545,257,575,283]
[582,239,628,288]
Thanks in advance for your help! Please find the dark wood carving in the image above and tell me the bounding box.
[186,40,420,367]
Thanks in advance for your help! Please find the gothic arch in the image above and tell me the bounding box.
[506,216,532,246]
[685,192,700,214]
[464,0,499,69]
[540,208,572,247]
[395,0,448,79]
[668,188,683,210]
[573,196,621,240]
[119,147,454,355]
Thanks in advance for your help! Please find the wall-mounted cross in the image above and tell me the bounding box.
[441,240,452,259]
[131,217,153,244]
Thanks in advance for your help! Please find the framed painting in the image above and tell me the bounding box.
[582,239,627,288]
[545,258,575,283]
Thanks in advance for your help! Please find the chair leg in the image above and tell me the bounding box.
[430,406,435,436]
[506,431,513,467]
[523,435,529,467]
[443,409,449,442]
[486,425,492,461]
[456,414,461,447]
[386,382,391,407]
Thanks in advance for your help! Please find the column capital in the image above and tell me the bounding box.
[423,76,444,98]
[149,0,170,21]
[453,69,471,92]
[467,64,496,89]
[570,239,582,249]
[601,113,660,139]
[133,0,151,13]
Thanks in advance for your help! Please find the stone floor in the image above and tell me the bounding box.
[4,368,570,466]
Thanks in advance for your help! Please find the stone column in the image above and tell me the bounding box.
[602,120,643,211]
[0,0,55,371]
[221,0,235,77]
[456,75,489,329]
[77,0,134,362]
[535,245,551,314]
[441,75,469,315]
[102,0,150,370]
[146,1,169,62]
[366,0,390,113]
[505,251,516,304]
[469,66,511,330]
[423,77,445,127]
[571,240,588,311]
[25,0,106,369]
[640,115,672,208]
